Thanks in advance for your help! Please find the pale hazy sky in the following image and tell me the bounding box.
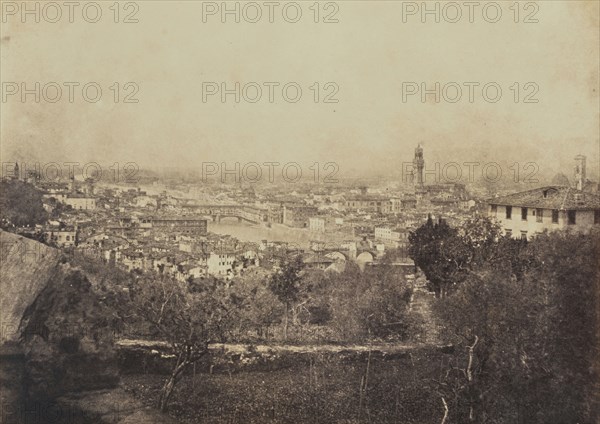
[1,1,598,179]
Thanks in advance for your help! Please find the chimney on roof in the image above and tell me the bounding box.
[574,155,586,190]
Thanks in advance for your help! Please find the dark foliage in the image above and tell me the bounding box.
[0,180,47,228]
[434,229,599,423]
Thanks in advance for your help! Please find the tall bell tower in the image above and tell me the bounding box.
[574,155,586,190]
[413,144,425,188]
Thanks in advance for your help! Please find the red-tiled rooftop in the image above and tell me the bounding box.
[488,186,600,210]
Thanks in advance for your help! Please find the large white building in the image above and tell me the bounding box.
[374,226,409,247]
[207,251,236,276]
[44,228,77,247]
[487,186,600,239]
[65,195,96,210]
[308,217,326,232]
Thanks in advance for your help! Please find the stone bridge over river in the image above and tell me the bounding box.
[181,203,269,224]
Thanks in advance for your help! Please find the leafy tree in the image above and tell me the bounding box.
[525,230,600,423]
[487,234,533,280]
[226,268,282,340]
[0,180,47,227]
[268,255,304,341]
[326,263,367,340]
[297,269,334,325]
[409,216,461,297]
[458,215,502,265]
[326,262,414,341]
[44,196,71,218]
[409,215,501,297]
[434,230,599,423]
[126,274,233,412]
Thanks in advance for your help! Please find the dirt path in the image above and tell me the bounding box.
[116,338,424,355]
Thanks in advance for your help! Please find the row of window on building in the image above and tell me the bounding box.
[489,205,599,225]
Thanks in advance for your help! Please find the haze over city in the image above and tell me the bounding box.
[1,1,598,178]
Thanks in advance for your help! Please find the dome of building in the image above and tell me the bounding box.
[551,173,570,187]
[582,180,599,193]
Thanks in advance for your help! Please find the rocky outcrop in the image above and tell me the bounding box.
[0,231,62,422]
[20,267,120,401]
[0,230,177,423]
[0,231,61,346]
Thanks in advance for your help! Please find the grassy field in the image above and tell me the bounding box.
[121,348,445,424]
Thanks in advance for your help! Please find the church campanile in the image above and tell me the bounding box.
[413,144,425,187]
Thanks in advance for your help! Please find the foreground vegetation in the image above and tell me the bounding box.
[83,218,600,422]
[108,258,419,412]
[411,217,600,423]
[122,347,445,424]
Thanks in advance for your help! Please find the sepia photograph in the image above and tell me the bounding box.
[0,1,599,423]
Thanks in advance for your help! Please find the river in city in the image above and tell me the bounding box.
[208,220,349,249]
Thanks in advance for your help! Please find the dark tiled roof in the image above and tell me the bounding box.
[143,215,207,222]
[488,186,600,210]
[345,195,389,202]
[67,193,95,199]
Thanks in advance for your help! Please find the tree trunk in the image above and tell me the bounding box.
[440,397,449,424]
[283,302,289,341]
[158,373,177,412]
[158,359,188,412]
[466,336,479,422]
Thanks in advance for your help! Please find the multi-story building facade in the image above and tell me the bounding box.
[207,251,236,276]
[44,228,78,247]
[139,216,208,235]
[282,205,318,228]
[344,195,393,214]
[374,226,410,248]
[65,194,96,210]
[308,217,326,232]
[487,186,600,239]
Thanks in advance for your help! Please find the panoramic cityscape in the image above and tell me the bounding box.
[1,144,599,423]
[1,1,599,423]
